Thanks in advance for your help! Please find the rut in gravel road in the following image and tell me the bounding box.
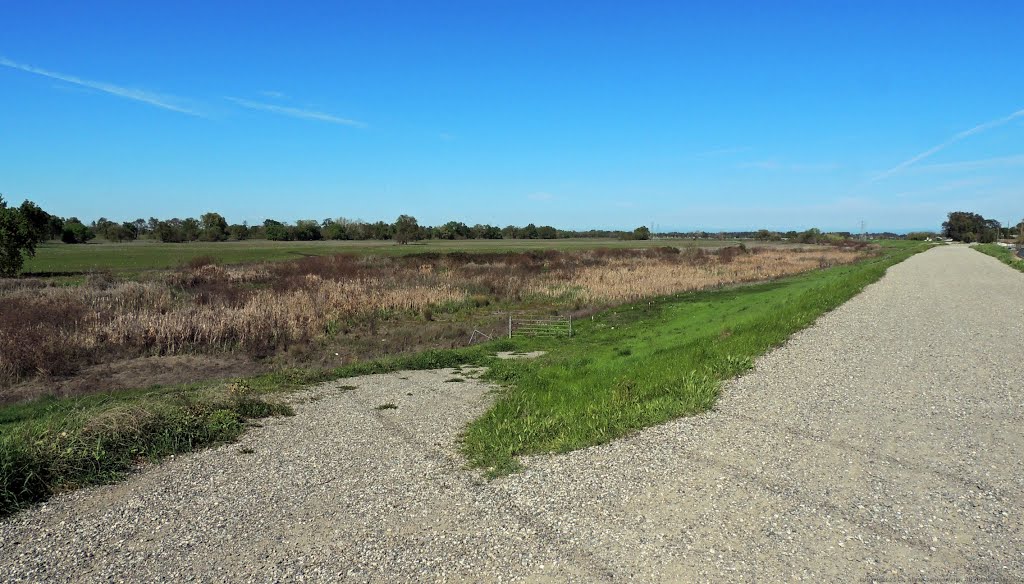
[2,244,1023,583]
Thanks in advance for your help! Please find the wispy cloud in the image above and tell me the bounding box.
[0,56,201,116]
[226,97,365,128]
[911,153,1024,173]
[872,107,1024,182]
[259,90,287,99]
[894,177,995,198]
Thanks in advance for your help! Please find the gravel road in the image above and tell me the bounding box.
[3,245,1023,582]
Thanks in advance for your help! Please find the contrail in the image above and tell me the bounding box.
[226,96,366,128]
[872,107,1024,182]
[0,56,202,116]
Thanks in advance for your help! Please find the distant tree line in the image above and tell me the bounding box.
[658,228,896,243]
[13,194,994,278]
[50,212,655,245]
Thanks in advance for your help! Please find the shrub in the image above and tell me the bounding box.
[185,255,218,269]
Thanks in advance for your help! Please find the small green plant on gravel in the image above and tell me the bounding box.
[375,403,398,411]
[206,409,243,438]
[445,377,466,383]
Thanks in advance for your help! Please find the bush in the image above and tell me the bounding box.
[60,222,95,244]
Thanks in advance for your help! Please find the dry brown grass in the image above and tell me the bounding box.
[0,245,869,390]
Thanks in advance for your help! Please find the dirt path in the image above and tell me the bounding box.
[2,245,1023,582]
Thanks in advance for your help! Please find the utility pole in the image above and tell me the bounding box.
[860,220,866,241]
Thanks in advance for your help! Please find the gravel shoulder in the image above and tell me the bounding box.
[3,245,1023,582]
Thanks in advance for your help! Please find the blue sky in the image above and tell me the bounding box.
[1,1,1022,232]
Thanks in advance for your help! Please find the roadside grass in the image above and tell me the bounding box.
[974,243,1024,273]
[23,237,764,276]
[461,242,928,475]
[0,384,292,516]
[0,242,922,516]
[0,344,514,517]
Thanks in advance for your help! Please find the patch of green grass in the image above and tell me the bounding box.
[375,403,398,411]
[0,387,292,517]
[974,244,1024,273]
[23,238,759,276]
[461,242,928,475]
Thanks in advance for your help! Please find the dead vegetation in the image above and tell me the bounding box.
[0,245,868,401]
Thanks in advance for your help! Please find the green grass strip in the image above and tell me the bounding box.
[974,243,1024,273]
[462,242,928,475]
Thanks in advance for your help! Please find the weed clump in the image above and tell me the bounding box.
[0,387,292,517]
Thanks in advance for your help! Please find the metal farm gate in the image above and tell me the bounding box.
[507,313,573,338]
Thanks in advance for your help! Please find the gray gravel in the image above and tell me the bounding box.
[2,245,1023,582]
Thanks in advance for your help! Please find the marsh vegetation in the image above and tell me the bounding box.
[0,244,866,402]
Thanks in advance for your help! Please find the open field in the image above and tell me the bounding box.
[0,241,899,516]
[21,237,797,275]
[7,242,1004,584]
[1,244,866,403]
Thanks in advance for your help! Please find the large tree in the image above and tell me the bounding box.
[18,200,57,241]
[263,219,291,241]
[0,195,44,276]
[942,211,999,243]
[393,214,420,244]
[199,212,229,241]
[631,226,651,240]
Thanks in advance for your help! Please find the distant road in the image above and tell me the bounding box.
[2,245,1023,582]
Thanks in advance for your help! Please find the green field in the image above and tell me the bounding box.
[23,237,761,275]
